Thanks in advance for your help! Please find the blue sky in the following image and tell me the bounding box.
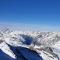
[0,0,60,31]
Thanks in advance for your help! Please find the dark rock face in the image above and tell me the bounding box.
[0,40,3,43]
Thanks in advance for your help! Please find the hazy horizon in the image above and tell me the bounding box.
[0,0,60,31]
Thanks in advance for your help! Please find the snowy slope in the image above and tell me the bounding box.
[0,28,60,60]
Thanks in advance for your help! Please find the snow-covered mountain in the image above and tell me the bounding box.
[0,27,60,60]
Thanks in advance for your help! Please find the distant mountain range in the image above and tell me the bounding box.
[0,27,60,60]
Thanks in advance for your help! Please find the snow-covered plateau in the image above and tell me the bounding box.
[0,27,60,60]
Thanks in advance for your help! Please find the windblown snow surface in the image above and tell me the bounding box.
[0,27,60,60]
